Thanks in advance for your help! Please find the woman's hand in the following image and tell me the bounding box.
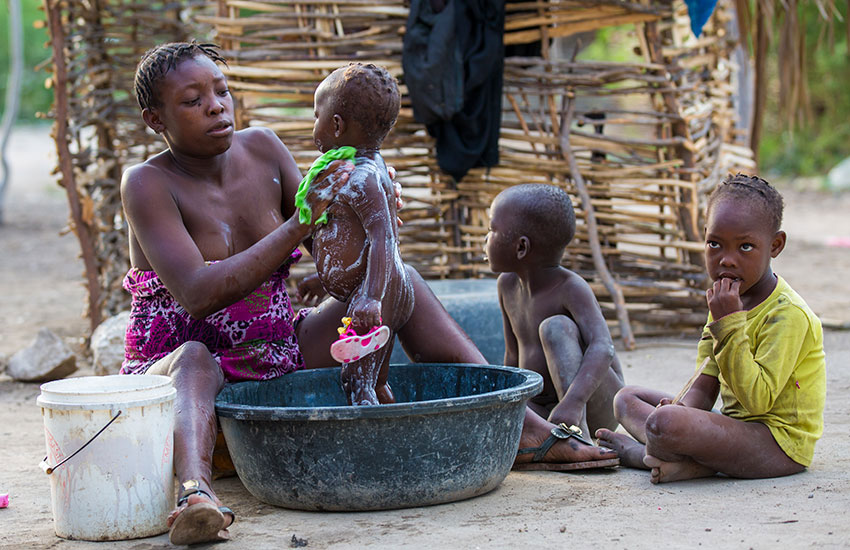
[303,159,355,222]
[389,166,405,227]
[706,277,743,320]
[296,273,327,307]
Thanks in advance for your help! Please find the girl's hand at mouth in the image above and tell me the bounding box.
[706,277,743,320]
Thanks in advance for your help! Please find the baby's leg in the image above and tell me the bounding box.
[340,342,393,406]
[642,404,805,483]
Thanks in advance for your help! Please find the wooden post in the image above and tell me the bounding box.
[45,0,103,331]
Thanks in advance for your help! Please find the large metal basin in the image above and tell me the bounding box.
[215,363,542,511]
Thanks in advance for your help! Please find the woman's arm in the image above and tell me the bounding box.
[122,131,350,319]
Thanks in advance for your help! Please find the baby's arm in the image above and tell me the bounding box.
[708,304,808,415]
[347,170,395,333]
[555,275,616,424]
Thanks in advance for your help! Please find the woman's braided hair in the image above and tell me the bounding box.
[134,41,227,111]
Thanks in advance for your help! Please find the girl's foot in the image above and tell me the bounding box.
[595,428,649,469]
[643,454,716,484]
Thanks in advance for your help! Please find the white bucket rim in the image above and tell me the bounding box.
[37,374,176,410]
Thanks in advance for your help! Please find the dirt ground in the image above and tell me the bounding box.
[1,125,849,549]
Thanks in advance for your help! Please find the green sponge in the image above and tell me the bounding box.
[294,146,357,225]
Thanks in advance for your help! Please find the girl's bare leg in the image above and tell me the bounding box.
[146,342,231,533]
[595,385,673,469]
[643,404,805,483]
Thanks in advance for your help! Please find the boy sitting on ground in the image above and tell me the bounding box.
[596,174,825,483]
[485,184,623,470]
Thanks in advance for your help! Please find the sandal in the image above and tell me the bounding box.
[169,479,235,546]
[513,423,620,472]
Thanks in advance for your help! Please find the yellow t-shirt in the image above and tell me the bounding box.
[697,276,825,467]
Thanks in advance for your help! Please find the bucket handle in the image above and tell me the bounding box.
[40,409,122,475]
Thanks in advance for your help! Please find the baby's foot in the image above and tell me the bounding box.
[595,428,649,469]
[643,454,716,484]
[341,363,380,406]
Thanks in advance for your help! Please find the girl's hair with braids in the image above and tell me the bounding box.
[323,62,400,145]
[134,41,227,111]
[707,173,785,233]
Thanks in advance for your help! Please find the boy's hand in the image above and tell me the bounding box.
[706,277,743,320]
[656,397,684,408]
[548,398,584,430]
[349,296,382,334]
[296,273,326,307]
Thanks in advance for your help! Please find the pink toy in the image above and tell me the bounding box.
[330,317,391,363]
[0,493,8,508]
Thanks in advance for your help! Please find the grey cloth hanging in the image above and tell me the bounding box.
[403,0,506,182]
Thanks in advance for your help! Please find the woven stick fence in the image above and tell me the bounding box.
[42,0,212,330]
[45,0,754,342]
[207,0,754,344]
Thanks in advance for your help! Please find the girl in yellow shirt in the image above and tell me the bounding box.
[596,174,825,483]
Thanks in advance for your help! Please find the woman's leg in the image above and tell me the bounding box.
[643,404,805,483]
[146,342,232,541]
[395,265,486,364]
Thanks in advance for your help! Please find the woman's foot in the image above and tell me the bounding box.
[643,454,716,484]
[595,428,649,469]
[513,421,619,470]
[168,480,235,545]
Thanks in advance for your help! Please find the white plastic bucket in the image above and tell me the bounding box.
[37,375,176,541]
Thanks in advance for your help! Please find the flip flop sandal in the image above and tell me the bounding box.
[512,423,620,472]
[330,324,391,363]
[169,480,235,546]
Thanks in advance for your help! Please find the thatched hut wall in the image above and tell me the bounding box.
[46,0,754,341]
[43,0,212,329]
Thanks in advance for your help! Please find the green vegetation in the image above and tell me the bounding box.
[1,2,847,175]
[0,0,52,122]
[759,3,850,177]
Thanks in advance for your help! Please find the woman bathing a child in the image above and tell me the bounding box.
[120,42,609,545]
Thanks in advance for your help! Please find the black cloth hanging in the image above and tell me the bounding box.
[403,0,506,182]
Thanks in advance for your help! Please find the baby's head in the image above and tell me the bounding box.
[134,41,227,111]
[486,184,576,270]
[313,63,400,152]
[704,173,786,293]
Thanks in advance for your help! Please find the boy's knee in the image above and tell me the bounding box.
[539,315,580,344]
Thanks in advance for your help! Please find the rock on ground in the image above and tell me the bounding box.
[7,327,77,382]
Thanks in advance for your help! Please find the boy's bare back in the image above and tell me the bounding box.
[499,266,612,404]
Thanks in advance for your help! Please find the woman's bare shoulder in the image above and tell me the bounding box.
[236,126,287,154]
